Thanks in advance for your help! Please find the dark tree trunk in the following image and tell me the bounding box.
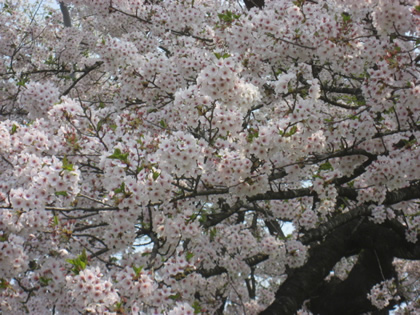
[309,249,396,315]
[260,217,420,315]
[244,0,265,10]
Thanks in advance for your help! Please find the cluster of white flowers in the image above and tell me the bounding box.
[0,234,28,278]
[0,125,11,153]
[167,302,196,315]
[285,240,307,268]
[370,205,395,224]
[19,81,59,119]
[10,155,81,210]
[274,73,296,95]
[197,58,261,111]
[98,37,140,71]
[368,278,399,310]
[153,132,205,177]
[0,0,419,314]
[113,266,155,304]
[372,0,417,35]
[298,209,318,230]
[66,267,119,313]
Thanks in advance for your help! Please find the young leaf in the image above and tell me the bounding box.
[107,148,129,164]
[319,161,334,172]
[192,301,202,314]
[186,252,194,262]
[132,265,143,278]
[55,191,68,197]
[168,292,182,300]
[152,170,160,180]
[62,156,74,171]
[53,215,59,226]
[10,124,18,135]
[114,182,126,195]
[66,249,88,275]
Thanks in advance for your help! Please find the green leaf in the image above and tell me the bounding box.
[247,128,259,143]
[114,182,126,195]
[136,136,144,145]
[39,276,52,286]
[280,125,298,137]
[62,156,74,171]
[341,12,351,23]
[132,265,143,277]
[159,119,167,128]
[152,170,160,180]
[217,11,240,23]
[66,249,88,275]
[79,249,88,263]
[293,0,306,7]
[10,124,18,135]
[319,161,333,172]
[192,300,202,314]
[17,77,28,87]
[0,233,8,242]
[168,292,182,300]
[186,252,194,262]
[214,52,230,59]
[199,213,207,224]
[0,278,10,290]
[209,227,217,241]
[136,165,144,174]
[44,55,55,65]
[53,215,59,226]
[107,148,129,164]
[312,174,323,180]
[55,191,68,197]
[186,213,198,223]
[97,119,104,131]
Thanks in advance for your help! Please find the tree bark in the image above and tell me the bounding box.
[260,217,420,315]
[244,0,265,10]
[59,2,72,27]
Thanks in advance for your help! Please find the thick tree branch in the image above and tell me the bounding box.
[243,0,265,10]
[260,180,420,314]
[260,220,358,315]
[309,249,397,315]
[301,181,420,244]
[59,2,72,27]
[61,61,104,96]
[261,217,420,315]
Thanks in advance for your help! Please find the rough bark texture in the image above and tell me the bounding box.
[244,0,265,10]
[59,2,72,27]
[260,215,420,315]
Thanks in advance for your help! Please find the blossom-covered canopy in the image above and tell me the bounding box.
[0,0,419,314]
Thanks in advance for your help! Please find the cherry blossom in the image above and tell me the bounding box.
[0,0,420,314]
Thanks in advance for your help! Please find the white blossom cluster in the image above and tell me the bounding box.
[0,0,419,314]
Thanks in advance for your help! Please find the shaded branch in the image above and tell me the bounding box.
[261,217,420,315]
[301,181,420,244]
[59,2,72,27]
[309,249,397,315]
[261,220,358,315]
[243,0,265,10]
[61,61,104,96]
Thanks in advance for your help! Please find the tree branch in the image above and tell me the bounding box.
[59,2,72,27]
